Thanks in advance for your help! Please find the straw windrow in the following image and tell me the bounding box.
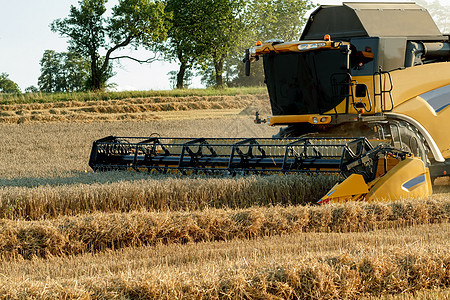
[0,197,447,260]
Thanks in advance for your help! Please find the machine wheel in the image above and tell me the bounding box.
[272,124,315,138]
[392,120,429,166]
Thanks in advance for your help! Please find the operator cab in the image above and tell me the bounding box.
[262,2,449,117]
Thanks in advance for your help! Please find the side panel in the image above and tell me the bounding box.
[389,63,450,108]
[390,65,450,160]
[326,62,450,161]
[366,158,432,201]
[327,63,450,116]
[393,96,450,160]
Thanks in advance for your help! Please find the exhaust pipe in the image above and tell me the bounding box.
[405,41,450,67]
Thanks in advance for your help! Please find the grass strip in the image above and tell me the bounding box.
[0,87,267,105]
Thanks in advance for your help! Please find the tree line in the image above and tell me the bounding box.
[2,0,313,93]
[2,0,447,94]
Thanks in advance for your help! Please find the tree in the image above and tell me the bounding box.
[51,0,167,91]
[25,86,39,93]
[168,69,193,89]
[195,0,247,88]
[161,0,198,89]
[228,0,314,87]
[38,50,91,93]
[162,0,246,89]
[38,50,63,92]
[0,73,21,94]
[64,51,92,91]
[160,0,313,89]
[417,0,449,33]
[252,0,314,42]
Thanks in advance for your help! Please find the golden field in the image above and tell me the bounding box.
[0,94,270,124]
[0,93,448,299]
[0,223,448,299]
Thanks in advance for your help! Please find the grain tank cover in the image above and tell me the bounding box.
[301,2,445,41]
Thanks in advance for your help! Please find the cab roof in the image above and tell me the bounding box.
[300,2,446,41]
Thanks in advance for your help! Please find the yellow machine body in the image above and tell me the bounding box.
[319,157,433,204]
[251,42,450,161]
[318,174,368,204]
[243,2,449,202]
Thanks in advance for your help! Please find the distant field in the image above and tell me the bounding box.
[0,90,448,299]
[0,93,270,124]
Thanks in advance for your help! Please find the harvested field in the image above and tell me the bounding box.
[0,94,270,124]
[0,92,448,299]
[0,223,447,299]
[0,114,277,179]
[369,288,450,300]
[0,197,448,260]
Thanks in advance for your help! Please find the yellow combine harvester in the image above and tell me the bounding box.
[90,2,449,203]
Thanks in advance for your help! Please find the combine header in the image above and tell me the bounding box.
[90,2,449,203]
[89,135,431,202]
[89,136,378,176]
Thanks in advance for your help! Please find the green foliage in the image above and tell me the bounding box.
[195,0,248,88]
[38,50,91,93]
[64,51,93,91]
[0,73,21,94]
[38,50,60,92]
[162,0,249,89]
[51,0,168,91]
[228,58,265,87]
[161,0,199,89]
[109,0,167,48]
[227,0,314,87]
[48,0,313,90]
[24,86,39,93]
[198,0,314,88]
[252,0,314,42]
[51,0,107,57]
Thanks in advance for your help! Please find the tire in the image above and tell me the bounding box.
[393,120,429,166]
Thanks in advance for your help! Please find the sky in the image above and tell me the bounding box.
[0,0,448,92]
